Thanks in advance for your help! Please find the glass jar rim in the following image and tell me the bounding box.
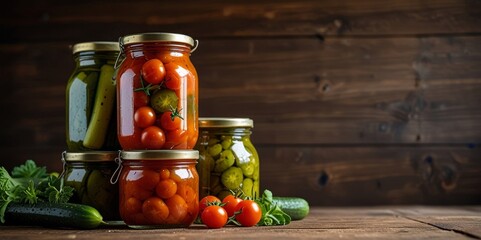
[120,150,199,160]
[199,117,254,128]
[63,151,118,162]
[71,41,120,54]
[121,32,195,48]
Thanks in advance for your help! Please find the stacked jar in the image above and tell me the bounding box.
[64,41,121,221]
[114,32,200,228]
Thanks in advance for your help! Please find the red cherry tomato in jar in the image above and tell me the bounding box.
[234,200,262,227]
[160,111,182,131]
[141,59,166,85]
[201,205,228,229]
[141,126,166,149]
[164,129,188,149]
[134,106,156,128]
[222,195,243,217]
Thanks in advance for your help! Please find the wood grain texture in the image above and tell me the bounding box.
[258,146,481,205]
[0,0,480,205]
[1,0,480,42]
[0,207,480,239]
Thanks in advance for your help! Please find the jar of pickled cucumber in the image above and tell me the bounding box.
[115,33,199,150]
[62,151,120,220]
[116,150,199,228]
[195,118,260,200]
[66,41,120,151]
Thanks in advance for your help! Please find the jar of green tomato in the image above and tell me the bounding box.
[195,118,260,200]
[66,41,120,151]
[62,151,120,221]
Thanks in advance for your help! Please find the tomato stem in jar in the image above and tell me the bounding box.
[169,106,184,121]
[134,75,161,96]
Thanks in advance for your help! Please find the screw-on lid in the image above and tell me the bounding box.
[63,151,118,162]
[120,150,199,160]
[71,41,120,54]
[121,32,195,48]
[199,118,254,128]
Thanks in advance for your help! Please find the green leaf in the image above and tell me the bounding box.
[254,189,291,226]
[11,160,48,179]
[43,176,74,204]
[21,180,39,204]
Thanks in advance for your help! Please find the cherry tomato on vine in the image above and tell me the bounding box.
[134,106,156,128]
[141,126,166,149]
[234,200,262,227]
[199,195,221,214]
[141,59,166,85]
[160,111,182,131]
[201,205,228,229]
[222,195,243,217]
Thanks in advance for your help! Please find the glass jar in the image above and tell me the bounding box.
[66,41,120,151]
[116,33,199,150]
[117,150,199,228]
[195,118,260,200]
[62,151,120,221]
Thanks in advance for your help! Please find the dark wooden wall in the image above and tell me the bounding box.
[1,0,480,205]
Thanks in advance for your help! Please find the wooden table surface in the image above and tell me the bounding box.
[1,206,481,239]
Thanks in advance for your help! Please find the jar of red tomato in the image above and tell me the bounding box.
[115,33,199,150]
[116,150,199,228]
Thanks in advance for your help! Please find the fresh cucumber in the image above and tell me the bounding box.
[272,197,310,220]
[4,202,105,229]
[83,64,116,149]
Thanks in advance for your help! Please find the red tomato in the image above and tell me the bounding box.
[141,126,166,149]
[222,195,243,217]
[199,195,221,215]
[201,205,228,229]
[134,106,156,128]
[164,129,188,149]
[164,63,182,90]
[159,168,170,180]
[160,111,181,131]
[123,181,152,200]
[156,179,177,199]
[142,197,169,224]
[165,194,188,223]
[234,200,262,227]
[133,91,149,109]
[141,59,166,85]
[123,197,142,215]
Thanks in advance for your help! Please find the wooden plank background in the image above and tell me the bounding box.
[1,0,480,205]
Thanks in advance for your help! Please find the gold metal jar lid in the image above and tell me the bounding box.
[121,150,199,160]
[71,41,120,54]
[63,151,118,162]
[121,32,195,48]
[199,118,254,128]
